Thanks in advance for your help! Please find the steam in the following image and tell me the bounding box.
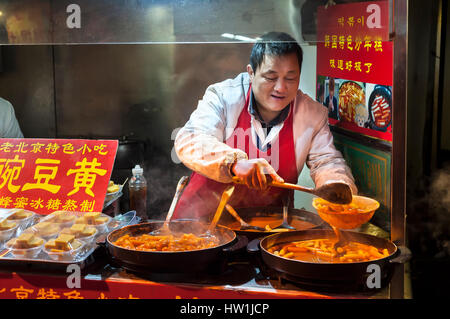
[427,165,450,257]
[408,163,450,258]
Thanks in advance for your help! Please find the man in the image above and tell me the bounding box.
[0,97,23,138]
[324,77,339,120]
[173,32,356,220]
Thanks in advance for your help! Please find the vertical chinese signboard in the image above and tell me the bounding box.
[0,139,118,215]
[316,1,393,142]
[316,1,393,230]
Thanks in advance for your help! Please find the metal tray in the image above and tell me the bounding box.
[0,210,138,272]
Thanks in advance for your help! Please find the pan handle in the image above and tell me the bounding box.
[247,238,262,254]
[389,245,412,264]
[95,234,107,247]
[222,235,248,255]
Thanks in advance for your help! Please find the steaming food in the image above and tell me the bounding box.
[268,239,390,263]
[313,198,366,214]
[312,196,379,229]
[113,233,220,252]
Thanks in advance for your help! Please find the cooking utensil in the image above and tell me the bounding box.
[218,206,324,240]
[206,185,235,235]
[150,176,189,236]
[224,204,265,232]
[274,196,296,231]
[231,177,352,204]
[105,220,240,273]
[330,226,350,257]
[251,229,411,291]
[312,195,380,229]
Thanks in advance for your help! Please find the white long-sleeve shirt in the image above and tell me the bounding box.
[0,97,23,138]
[175,72,357,194]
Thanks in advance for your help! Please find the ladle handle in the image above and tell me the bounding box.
[164,176,189,226]
[269,180,314,194]
[225,204,245,224]
[231,176,313,193]
[208,185,235,232]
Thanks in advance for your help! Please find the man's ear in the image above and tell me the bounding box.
[246,64,254,81]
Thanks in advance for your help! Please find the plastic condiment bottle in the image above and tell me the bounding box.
[129,164,148,221]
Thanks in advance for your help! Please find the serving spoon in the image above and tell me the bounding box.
[201,185,235,239]
[224,204,266,232]
[150,176,189,236]
[273,201,296,231]
[232,177,352,205]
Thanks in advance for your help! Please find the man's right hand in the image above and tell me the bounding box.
[231,158,284,190]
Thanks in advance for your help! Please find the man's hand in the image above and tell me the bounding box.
[231,159,284,190]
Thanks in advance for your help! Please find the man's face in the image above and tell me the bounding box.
[247,53,300,115]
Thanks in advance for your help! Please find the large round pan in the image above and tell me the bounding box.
[106,220,240,273]
[251,229,410,290]
[218,206,324,240]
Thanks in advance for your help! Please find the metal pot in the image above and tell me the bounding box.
[249,229,411,291]
[218,206,324,240]
[105,220,245,273]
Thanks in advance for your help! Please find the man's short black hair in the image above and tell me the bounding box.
[249,32,303,73]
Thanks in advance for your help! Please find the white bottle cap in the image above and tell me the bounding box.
[132,164,143,175]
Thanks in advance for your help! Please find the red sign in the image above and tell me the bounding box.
[0,139,118,215]
[316,1,393,142]
[316,1,390,42]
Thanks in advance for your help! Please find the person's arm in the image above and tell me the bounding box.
[0,99,24,138]
[175,83,284,188]
[174,84,248,183]
[306,114,358,195]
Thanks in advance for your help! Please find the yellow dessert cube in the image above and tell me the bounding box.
[81,226,96,237]
[84,212,101,221]
[31,222,60,237]
[15,233,43,248]
[70,223,87,234]
[94,216,109,225]
[0,220,16,231]
[55,234,75,250]
[7,209,32,220]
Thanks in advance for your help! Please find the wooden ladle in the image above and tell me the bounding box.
[232,177,353,205]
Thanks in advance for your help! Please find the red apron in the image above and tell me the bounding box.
[172,87,298,220]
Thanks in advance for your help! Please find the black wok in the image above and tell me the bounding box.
[218,206,324,240]
[249,229,411,291]
[106,220,243,273]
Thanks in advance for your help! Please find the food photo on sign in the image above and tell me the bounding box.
[365,83,392,132]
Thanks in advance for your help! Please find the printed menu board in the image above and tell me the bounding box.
[316,1,393,142]
[0,139,118,215]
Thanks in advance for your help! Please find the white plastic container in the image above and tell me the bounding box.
[43,239,85,261]
[0,223,19,242]
[5,237,45,259]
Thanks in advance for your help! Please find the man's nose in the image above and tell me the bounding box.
[274,79,288,93]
